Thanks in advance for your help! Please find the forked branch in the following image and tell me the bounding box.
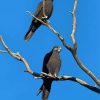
[26,0,100,86]
[0,35,37,76]
[69,0,100,86]
[0,35,100,94]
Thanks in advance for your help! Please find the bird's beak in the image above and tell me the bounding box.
[58,46,62,52]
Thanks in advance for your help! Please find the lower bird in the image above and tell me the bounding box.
[37,46,62,100]
[24,0,53,41]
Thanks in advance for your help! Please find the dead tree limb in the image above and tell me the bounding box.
[42,73,100,94]
[0,50,7,53]
[0,0,100,96]
[0,35,100,94]
[26,0,100,86]
[0,35,36,76]
[69,0,100,86]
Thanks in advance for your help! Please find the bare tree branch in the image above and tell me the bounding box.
[26,11,72,51]
[26,0,100,86]
[72,54,100,86]
[69,0,100,86]
[41,73,100,94]
[0,50,7,53]
[0,0,99,96]
[26,11,46,25]
[0,35,100,94]
[70,0,77,53]
[71,0,77,46]
[0,35,34,75]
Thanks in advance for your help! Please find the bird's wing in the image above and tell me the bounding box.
[46,52,61,76]
[42,52,52,73]
[30,1,43,27]
[34,1,43,18]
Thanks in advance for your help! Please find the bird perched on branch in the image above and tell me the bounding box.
[24,0,54,41]
[37,46,62,100]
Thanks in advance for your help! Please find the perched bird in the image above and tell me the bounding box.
[37,46,62,100]
[24,0,54,40]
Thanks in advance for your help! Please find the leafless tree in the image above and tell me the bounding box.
[0,0,100,99]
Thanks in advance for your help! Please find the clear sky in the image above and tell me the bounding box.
[0,0,100,100]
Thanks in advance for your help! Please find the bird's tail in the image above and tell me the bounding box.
[24,26,37,41]
[37,79,52,100]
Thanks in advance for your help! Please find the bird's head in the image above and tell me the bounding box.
[52,46,62,53]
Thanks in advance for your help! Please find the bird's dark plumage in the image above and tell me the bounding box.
[24,0,53,40]
[37,46,62,100]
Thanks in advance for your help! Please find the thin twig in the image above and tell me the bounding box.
[26,11,46,25]
[0,50,8,53]
[71,0,77,45]
[70,0,77,52]
[0,35,33,75]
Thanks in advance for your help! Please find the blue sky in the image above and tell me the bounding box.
[0,0,100,100]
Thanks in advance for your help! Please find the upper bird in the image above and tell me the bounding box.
[37,46,62,100]
[24,0,54,41]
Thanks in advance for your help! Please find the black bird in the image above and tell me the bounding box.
[37,46,62,100]
[24,0,53,40]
